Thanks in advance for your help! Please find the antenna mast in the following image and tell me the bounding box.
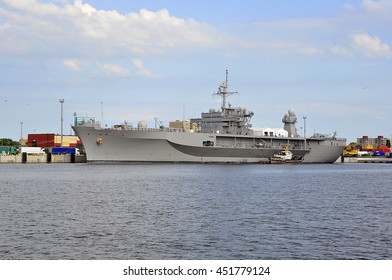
[214,70,238,109]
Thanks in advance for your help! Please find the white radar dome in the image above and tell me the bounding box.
[137,120,147,129]
[288,109,296,116]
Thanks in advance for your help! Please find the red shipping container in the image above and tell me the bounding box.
[28,134,55,147]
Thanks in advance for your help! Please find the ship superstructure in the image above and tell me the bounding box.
[191,70,253,135]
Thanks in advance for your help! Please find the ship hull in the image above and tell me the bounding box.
[73,126,344,163]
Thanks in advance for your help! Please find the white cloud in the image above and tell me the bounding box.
[0,23,11,33]
[352,33,392,58]
[1,0,63,16]
[361,0,392,13]
[99,63,131,78]
[62,59,83,71]
[74,0,96,16]
[131,59,162,79]
[0,0,227,57]
[1,0,391,65]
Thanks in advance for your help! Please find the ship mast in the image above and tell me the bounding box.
[214,70,238,109]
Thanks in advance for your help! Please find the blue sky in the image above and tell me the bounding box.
[1,0,391,143]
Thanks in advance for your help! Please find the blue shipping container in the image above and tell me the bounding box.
[51,147,76,154]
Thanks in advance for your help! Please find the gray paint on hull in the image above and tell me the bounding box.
[73,126,344,163]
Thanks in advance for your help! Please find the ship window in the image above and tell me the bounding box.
[203,141,214,147]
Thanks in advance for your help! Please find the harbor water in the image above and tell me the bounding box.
[1,163,391,260]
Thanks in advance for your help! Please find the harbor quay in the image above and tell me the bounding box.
[0,153,86,164]
[340,156,392,164]
[1,154,391,164]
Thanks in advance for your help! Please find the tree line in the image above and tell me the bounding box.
[0,138,20,146]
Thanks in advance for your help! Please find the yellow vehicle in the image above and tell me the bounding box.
[343,146,358,157]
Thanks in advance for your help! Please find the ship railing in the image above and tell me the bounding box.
[129,127,196,132]
[133,128,162,132]
[107,127,163,132]
[75,117,102,128]
[310,132,345,140]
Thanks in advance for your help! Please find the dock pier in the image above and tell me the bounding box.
[340,156,392,163]
[0,154,87,164]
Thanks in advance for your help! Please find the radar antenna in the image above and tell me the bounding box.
[214,70,238,109]
[154,117,163,129]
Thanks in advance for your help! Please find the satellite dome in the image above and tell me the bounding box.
[288,108,295,116]
[137,120,147,129]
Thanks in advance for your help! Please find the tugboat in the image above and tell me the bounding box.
[268,144,305,164]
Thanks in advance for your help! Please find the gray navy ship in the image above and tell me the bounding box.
[72,71,346,163]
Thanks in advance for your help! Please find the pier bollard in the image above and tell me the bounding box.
[47,153,52,163]
[22,152,27,163]
[71,153,75,163]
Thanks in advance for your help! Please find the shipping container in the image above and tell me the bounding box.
[27,134,82,148]
[51,147,77,154]
[20,147,45,154]
[28,134,55,147]
[378,146,391,153]
[0,146,17,155]
[54,135,82,147]
[372,151,385,157]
